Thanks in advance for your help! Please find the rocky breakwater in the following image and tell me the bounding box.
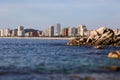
[67,27,120,46]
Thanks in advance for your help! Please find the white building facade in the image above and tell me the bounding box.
[78,25,87,36]
[0,28,10,37]
[54,23,61,36]
[17,26,24,37]
[0,29,4,37]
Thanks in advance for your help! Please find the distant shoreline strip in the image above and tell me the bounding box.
[0,37,74,40]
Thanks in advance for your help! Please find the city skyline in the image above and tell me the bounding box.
[0,0,120,30]
[0,24,87,37]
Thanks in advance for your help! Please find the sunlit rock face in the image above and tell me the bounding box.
[108,50,120,59]
[96,27,108,34]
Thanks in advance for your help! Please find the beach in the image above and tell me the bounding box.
[0,37,74,40]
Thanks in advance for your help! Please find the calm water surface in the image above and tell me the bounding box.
[0,38,120,80]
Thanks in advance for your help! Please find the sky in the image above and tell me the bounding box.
[0,0,120,30]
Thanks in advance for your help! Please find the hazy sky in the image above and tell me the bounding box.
[0,0,120,30]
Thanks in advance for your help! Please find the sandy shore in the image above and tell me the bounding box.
[0,37,74,40]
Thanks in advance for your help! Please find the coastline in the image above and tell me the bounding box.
[0,37,74,40]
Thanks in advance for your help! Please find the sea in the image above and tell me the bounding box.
[0,38,120,80]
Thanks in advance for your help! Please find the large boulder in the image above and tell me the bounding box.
[96,27,108,34]
[67,38,87,46]
[87,27,114,45]
[113,36,120,46]
[114,29,120,36]
[94,29,114,45]
[86,30,99,43]
[108,50,120,59]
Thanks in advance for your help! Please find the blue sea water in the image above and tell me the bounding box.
[0,38,120,80]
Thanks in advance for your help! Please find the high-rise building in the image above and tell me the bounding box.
[44,29,49,37]
[49,26,54,37]
[0,28,10,37]
[17,26,24,37]
[75,28,78,36]
[4,28,10,37]
[18,26,24,31]
[62,28,69,37]
[0,29,4,37]
[78,25,87,36]
[68,27,78,37]
[54,23,61,36]
[12,29,18,37]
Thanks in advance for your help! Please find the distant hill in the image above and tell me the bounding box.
[24,29,39,33]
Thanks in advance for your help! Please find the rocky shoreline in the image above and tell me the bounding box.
[67,27,120,46]
[67,27,120,58]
